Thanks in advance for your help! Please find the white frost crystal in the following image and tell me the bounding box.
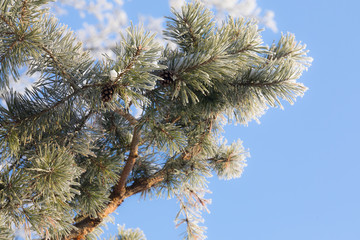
[110,69,118,80]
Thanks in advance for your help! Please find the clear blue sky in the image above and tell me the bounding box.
[58,0,360,239]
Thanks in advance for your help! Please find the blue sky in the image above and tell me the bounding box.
[55,0,360,239]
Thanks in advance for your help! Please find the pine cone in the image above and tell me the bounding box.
[159,70,174,86]
[101,83,115,102]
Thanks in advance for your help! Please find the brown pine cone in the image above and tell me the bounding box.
[101,83,115,102]
[159,70,174,86]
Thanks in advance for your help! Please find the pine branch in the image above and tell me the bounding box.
[73,110,94,133]
[113,124,142,196]
[40,45,79,90]
[0,14,13,28]
[0,15,21,66]
[182,17,198,47]
[235,43,256,54]
[0,2,311,238]
[66,115,215,239]
[0,83,102,128]
[67,117,142,239]
[183,55,218,73]
[113,45,143,85]
[174,186,209,240]
[66,170,166,239]
[64,109,94,146]
[114,108,138,125]
[20,0,28,24]
[235,78,292,88]
[0,39,18,66]
[183,115,215,161]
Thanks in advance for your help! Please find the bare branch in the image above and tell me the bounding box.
[113,124,142,196]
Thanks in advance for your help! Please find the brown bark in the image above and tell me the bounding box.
[113,125,141,197]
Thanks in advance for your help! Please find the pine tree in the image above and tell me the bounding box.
[0,1,312,239]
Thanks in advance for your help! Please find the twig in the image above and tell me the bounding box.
[40,45,79,90]
[113,45,143,85]
[2,83,102,129]
[114,108,138,125]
